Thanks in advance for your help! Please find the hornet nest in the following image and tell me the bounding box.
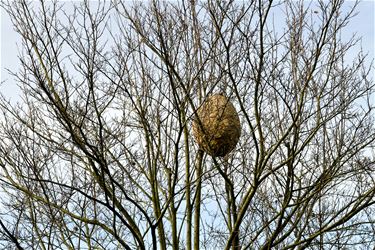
[192,94,241,157]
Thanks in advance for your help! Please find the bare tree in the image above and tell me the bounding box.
[0,0,374,249]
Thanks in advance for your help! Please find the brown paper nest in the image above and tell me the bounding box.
[192,94,241,157]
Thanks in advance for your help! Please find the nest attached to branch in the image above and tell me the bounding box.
[192,94,241,157]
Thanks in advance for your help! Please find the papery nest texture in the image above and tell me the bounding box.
[192,94,241,157]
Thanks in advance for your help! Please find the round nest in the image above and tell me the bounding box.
[192,94,241,157]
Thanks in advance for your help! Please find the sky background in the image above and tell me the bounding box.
[0,1,374,102]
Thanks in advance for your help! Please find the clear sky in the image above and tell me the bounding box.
[0,1,374,102]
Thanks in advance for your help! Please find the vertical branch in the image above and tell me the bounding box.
[183,110,193,250]
[193,149,204,250]
[224,158,240,250]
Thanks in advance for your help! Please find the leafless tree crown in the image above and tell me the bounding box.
[0,0,374,249]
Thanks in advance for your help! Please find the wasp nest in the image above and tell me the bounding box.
[192,94,241,157]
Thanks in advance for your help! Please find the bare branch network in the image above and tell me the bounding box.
[0,0,374,249]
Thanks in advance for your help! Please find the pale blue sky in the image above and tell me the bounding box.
[0,1,374,102]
